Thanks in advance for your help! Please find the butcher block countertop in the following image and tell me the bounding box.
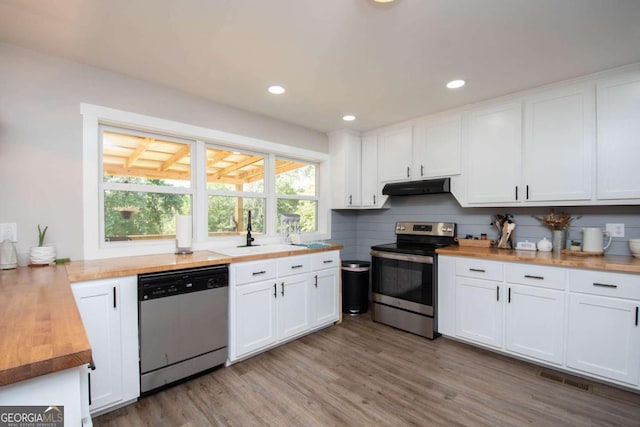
[1,244,343,386]
[65,250,232,282]
[66,245,343,282]
[0,265,92,386]
[436,246,640,274]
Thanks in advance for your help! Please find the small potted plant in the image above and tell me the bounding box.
[29,224,56,265]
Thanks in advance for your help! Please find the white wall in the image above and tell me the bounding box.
[0,43,327,261]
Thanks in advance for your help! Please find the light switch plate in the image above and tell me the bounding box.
[0,223,17,242]
[606,223,625,238]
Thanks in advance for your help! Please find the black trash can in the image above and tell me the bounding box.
[341,260,370,314]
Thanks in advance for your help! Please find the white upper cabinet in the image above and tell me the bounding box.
[329,130,384,209]
[413,115,461,179]
[460,83,596,206]
[329,130,362,208]
[361,134,379,207]
[378,126,413,182]
[596,71,640,201]
[463,102,523,204]
[524,83,595,202]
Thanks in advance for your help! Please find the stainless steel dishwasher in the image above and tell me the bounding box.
[138,264,228,394]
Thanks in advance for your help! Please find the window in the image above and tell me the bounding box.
[101,127,193,242]
[206,146,266,235]
[276,158,318,232]
[82,103,330,259]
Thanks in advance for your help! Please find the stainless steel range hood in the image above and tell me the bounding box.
[382,178,450,196]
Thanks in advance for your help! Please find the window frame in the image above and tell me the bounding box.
[82,103,330,259]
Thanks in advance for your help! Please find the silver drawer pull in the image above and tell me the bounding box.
[524,275,544,280]
[593,282,617,289]
[323,260,334,264]
[469,268,486,273]
[252,270,267,276]
[291,264,304,269]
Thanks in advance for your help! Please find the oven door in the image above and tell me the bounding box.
[370,250,434,316]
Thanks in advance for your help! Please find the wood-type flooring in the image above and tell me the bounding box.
[95,313,640,426]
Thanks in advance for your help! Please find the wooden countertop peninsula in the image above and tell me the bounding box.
[66,245,343,282]
[0,265,92,386]
[436,246,640,274]
[1,244,343,386]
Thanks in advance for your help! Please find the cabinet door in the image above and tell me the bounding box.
[277,275,310,341]
[505,284,565,365]
[455,277,503,348]
[328,130,362,208]
[464,102,522,204]
[596,71,640,200]
[361,134,379,207]
[378,126,413,182]
[235,280,278,357]
[566,294,640,385]
[524,84,594,202]
[72,280,122,412]
[413,116,461,179]
[311,269,339,327]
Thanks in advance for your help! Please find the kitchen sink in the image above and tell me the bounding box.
[211,244,307,257]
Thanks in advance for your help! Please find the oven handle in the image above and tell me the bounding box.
[371,250,433,264]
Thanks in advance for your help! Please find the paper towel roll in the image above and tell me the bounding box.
[176,215,192,250]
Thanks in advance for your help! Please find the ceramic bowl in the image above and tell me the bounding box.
[629,239,640,258]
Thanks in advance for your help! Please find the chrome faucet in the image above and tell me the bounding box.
[246,210,255,246]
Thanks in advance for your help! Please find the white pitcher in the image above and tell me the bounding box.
[582,227,612,254]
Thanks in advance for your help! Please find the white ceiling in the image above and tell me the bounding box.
[1,0,640,133]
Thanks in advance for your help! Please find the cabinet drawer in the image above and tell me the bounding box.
[277,255,311,277]
[455,258,503,281]
[505,263,566,290]
[311,251,340,270]
[568,270,640,300]
[234,260,277,285]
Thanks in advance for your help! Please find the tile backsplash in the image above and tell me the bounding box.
[332,194,640,261]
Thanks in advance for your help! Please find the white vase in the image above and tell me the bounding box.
[29,246,56,265]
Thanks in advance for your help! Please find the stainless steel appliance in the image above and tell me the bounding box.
[138,265,228,394]
[370,221,456,339]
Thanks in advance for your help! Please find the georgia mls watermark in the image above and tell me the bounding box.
[0,406,64,427]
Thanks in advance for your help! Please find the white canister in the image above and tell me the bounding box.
[537,237,552,252]
[581,227,612,254]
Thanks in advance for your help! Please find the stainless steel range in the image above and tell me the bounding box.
[370,221,457,339]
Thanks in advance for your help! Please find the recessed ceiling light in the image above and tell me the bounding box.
[342,115,356,122]
[373,0,395,3]
[446,79,466,89]
[268,85,285,95]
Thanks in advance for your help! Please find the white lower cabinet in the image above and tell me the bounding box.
[455,276,503,348]
[71,276,139,415]
[311,263,340,327]
[235,279,278,356]
[439,255,640,391]
[277,275,311,340]
[230,251,340,362]
[505,284,565,365]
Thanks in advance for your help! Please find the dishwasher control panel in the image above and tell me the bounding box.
[138,265,228,301]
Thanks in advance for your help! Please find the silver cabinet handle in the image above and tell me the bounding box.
[524,275,544,280]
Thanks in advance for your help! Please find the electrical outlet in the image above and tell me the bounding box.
[0,223,17,242]
[606,223,625,238]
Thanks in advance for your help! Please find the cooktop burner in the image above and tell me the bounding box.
[371,221,457,255]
